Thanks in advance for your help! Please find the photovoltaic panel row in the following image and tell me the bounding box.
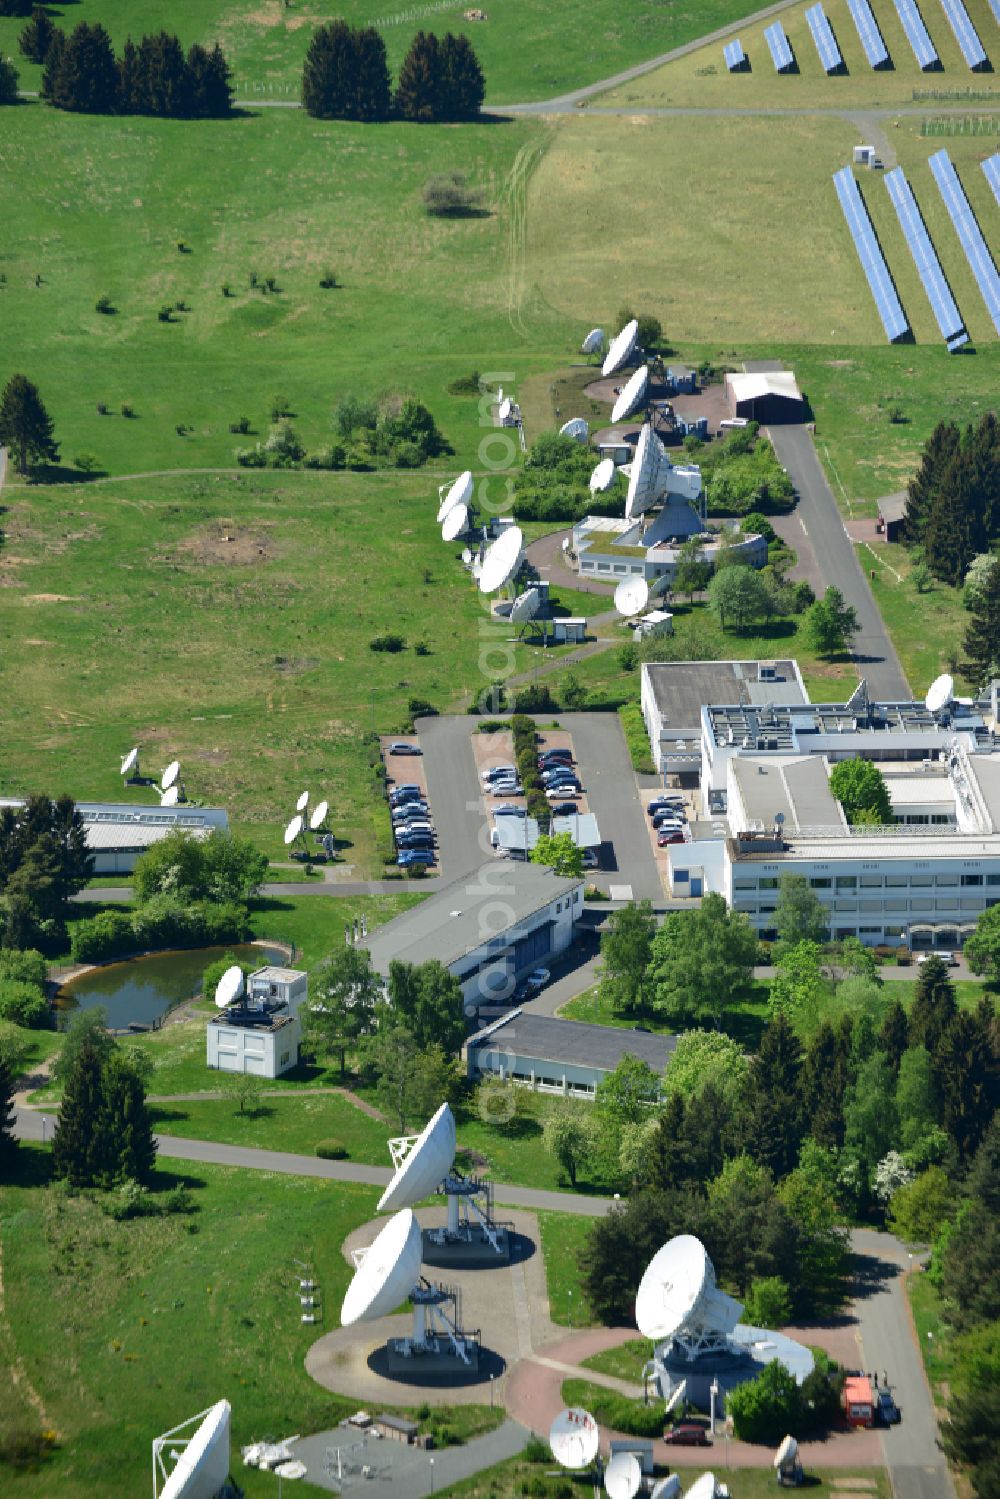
[806,4,844,70]
[845,0,891,66]
[929,150,1000,333]
[983,153,1000,209]
[764,21,795,71]
[885,167,968,350]
[723,38,747,70]
[833,168,910,342]
[939,0,988,68]
[893,0,940,68]
[989,0,1000,24]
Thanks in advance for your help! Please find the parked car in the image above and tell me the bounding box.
[389,785,423,802]
[524,969,550,993]
[652,811,686,829]
[663,1425,710,1448]
[581,849,599,869]
[397,851,435,867]
[917,951,957,966]
[396,837,435,852]
[389,741,422,756]
[482,764,517,783]
[875,1389,901,1425]
[538,750,573,767]
[544,775,582,792]
[541,766,576,782]
[658,829,686,846]
[494,806,527,818]
[492,783,524,797]
[547,787,581,802]
[648,798,685,817]
[550,801,580,817]
[393,803,429,820]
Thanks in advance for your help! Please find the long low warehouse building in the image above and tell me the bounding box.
[465,1008,675,1099]
[0,797,230,874]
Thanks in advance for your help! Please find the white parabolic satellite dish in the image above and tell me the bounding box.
[310,799,329,830]
[611,365,650,425]
[925,672,954,715]
[581,327,605,355]
[603,318,639,377]
[605,1452,642,1499]
[774,1436,798,1470]
[685,1474,718,1499]
[214,965,244,1009]
[549,1408,599,1470]
[589,457,616,493]
[162,760,180,791]
[284,814,303,846]
[510,588,541,623]
[614,577,649,618]
[121,747,138,776]
[626,423,667,520]
[559,418,590,442]
[442,503,469,542]
[378,1101,457,1212]
[437,471,474,524]
[157,1400,231,1499]
[160,786,180,807]
[651,1478,681,1499]
[498,397,513,421]
[635,1234,742,1344]
[479,526,524,595]
[296,790,309,813]
[341,1208,423,1327]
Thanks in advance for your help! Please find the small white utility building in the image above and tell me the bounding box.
[206,965,307,1078]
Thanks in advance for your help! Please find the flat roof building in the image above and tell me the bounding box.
[641,659,807,776]
[466,1008,675,1099]
[0,797,229,874]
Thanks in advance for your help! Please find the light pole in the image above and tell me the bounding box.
[41,1117,47,1144]
[429,1455,435,1493]
[490,1373,494,1409]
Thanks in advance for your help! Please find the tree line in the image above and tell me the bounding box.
[302,22,484,122]
[18,14,234,118]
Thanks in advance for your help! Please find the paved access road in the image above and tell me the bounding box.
[418,713,493,882]
[851,1230,956,1499]
[769,426,910,701]
[570,712,665,901]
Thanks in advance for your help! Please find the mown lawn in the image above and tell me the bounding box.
[536,1211,598,1326]
[580,1337,650,1383]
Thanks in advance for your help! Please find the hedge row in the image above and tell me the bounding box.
[618,702,656,775]
[70,899,251,964]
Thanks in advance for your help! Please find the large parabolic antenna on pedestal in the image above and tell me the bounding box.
[162,760,180,792]
[438,471,474,524]
[549,1407,600,1470]
[161,786,180,808]
[121,747,139,778]
[510,588,541,623]
[611,366,650,425]
[651,1478,681,1499]
[341,1208,424,1327]
[153,1400,231,1499]
[378,1102,457,1213]
[603,319,639,378]
[479,527,524,595]
[442,504,469,542]
[625,423,668,520]
[636,1235,743,1356]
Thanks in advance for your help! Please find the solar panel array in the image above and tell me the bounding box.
[939,0,988,68]
[805,4,845,70]
[885,167,968,350]
[929,149,1000,333]
[990,0,1000,24]
[764,21,795,70]
[845,0,891,65]
[893,0,940,67]
[723,38,747,70]
[984,152,1000,209]
[834,168,910,342]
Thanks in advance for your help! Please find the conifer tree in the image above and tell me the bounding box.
[964,410,1000,543]
[745,1012,805,1177]
[801,1021,848,1147]
[904,420,960,542]
[963,560,1000,690]
[909,954,957,1054]
[940,1114,1000,1331]
[302,20,355,120]
[0,54,18,104]
[879,996,910,1074]
[118,36,141,113]
[0,0,32,17]
[439,33,485,119]
[0,373,59,476]
[51,1038,107,1186]
[136,32,192,117]
[923,454,982,585]
[49,22,118,113]
[351,26,391,120]
[186,42,233,118]
[19,5,56,64]
[39,25,64,99]
[395,30,442,121]
[100,1054,157,1184]
[0,1062,16,1164]
[934,1005,998,1161]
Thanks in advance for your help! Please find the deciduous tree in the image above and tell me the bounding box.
[542,1107,595,1187]
[530,831,584,880]
[305,945,382,1077]
[707,563,772,632]
[774,873,828,946]
[597,899,655,1017]
[829,757,893,825]
[965,902,1000,983]
[648,893,758,1026]
[804,586,859,658]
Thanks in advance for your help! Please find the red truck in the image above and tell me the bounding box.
[843,1375,874,1428]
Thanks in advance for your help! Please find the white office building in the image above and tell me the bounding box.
[643,666,1000,950]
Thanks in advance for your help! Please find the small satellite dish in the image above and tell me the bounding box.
[296,790,309,813]
[774,1436,798,1470]
[274,1460,307,1482]
[562,537,571,552]
[121,747,139,777]
[651,1478,681,1499]
[309,799,329,831]
[378,1101,457,1212]
[685,1475,718,1499]
[605,1452,641,1499]
[162,760,180,791]
[498,397,513,421]
[549,1408,599,1470]
[461,547,473,566]
[626,423,668,519]
[341,1208,424,1326]
[925,673,954,715]
[437,470,474,524]
[160,786,180,807]
[615,577,649,617]
[559,417,590,442]
[589,457,616,493]
[215,965,244,1009]
[581,327,605,355]
[479,526,524,595]
[602,318,639,377]
[284,814,303,846]
[442,503,469,542]
[510,588,541,623]
[611,365,650,424]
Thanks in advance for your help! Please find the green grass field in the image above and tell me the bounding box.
[580,1337,649,1382]
[536,1210,597,1325]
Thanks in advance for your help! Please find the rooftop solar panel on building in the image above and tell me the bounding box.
[929,149,1000,334]
[893,0,940,67]
[845,0,891,65]
[982,152,1000,209]
[834,167,910,342]
[764,21,795,70]
[885,167,968,349]
[806,3,845,70]
[724,38,747,70]
[939,0,988,67]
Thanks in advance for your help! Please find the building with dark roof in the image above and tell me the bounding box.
[465,1008,675,1099]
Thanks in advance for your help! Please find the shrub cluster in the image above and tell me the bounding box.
[38,22,233,117]
[0,948,49,1029]
[101,1178,195,1220]
[237,396,448,473]
[513,431,623,524]
[70,898,251,964]
[315,1139,348,1159]
[302,22,484,123]
[701,425,794,516]
[619,702,656,774]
